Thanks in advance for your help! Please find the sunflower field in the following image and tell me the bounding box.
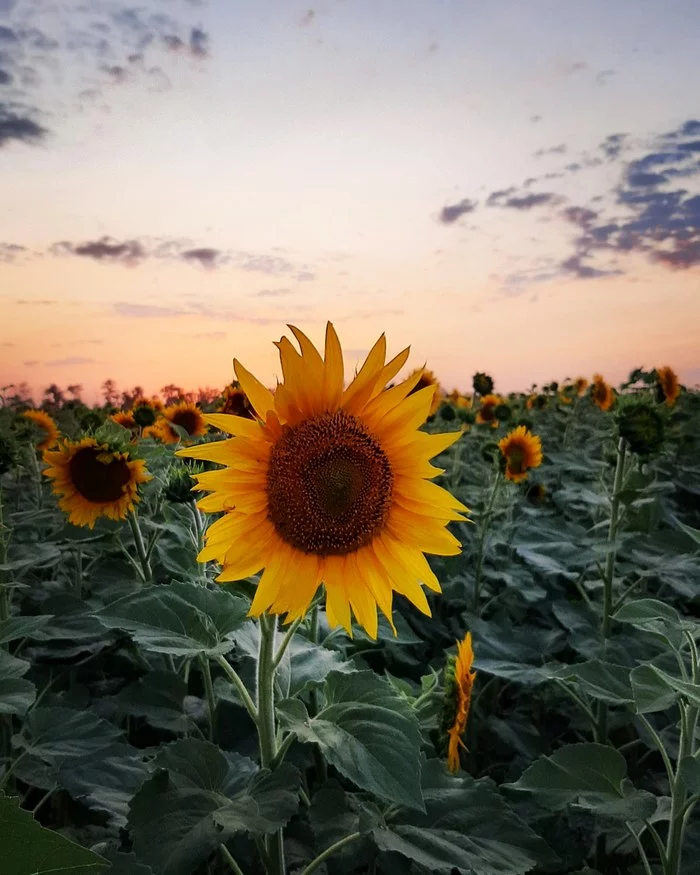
[1,327,699,875]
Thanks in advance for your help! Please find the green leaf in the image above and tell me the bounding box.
[631,663,700,713]
[128,738,300,875]
[277,670,424,811]
[97,580,249,656]
[555,660,633,705]
[505,742,656,820]
[0,649,35,716]
[371,760,558,874]
[0,792,109,874]
[13,708,122,764]
[679,757,700,794]
[0,615,53,645]
[105,671,190,733]
[475,659,561,685]
[614,599,685,649]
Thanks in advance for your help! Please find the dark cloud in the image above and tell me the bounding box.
[438,198,477,224]
[534,143,567,158]
[502,192,562,210]
[0,69,12,85]
[0,242,25,262]
[0,102,46,147]
[530,115,542,123]
[0,26,18,43]
[562,207,598,228]
[559,254,620,279]
[600,133,628,160]
[486,187,516,206]
[55,237,145,264]
[181,247,222,268]
[628,171,668,187]
[163,27,209,58]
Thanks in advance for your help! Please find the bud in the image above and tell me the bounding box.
[472,372,494,396]
[438,402,456,422]
[165,461,203,503]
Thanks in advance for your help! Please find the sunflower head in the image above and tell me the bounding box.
[617,400,665,456]
[494,402,512,422]
[438,402,457,422]
[219,381,255,419]
[152,402,208,444]
[525,482,548,506]
[111,411,138,431]
[165,460,203,503]
[655,366,680,407]
[178,323,468,638]
[132,397,161,428]
[574,377,589,396]
[406,367,441,417]
[526,393,548,411]
[590,374,615,411]
[441,632,477,773]
[475,394,502,426]
[43,437,151,529]
[22,409,60,452]
[472,372,493,396]
[498,425,543,483]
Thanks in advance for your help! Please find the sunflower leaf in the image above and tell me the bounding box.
[277,669,424,811]
[96,580,249,656]
[0,792,110,874]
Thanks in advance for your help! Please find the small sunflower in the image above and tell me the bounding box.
[151,402,208,444]
[443,632,477,773]
[179,323,468,638]
[525,393,548,411]
[405,366,441,417]
[219,382,255,419]
[498,425,543,483]
[656,366,680,407]
[472,372,493,397]
[590,374,615,411]
[111,411,138,431]
[475,394,502,426]
[43,437,151,528]
[574,376,589,396]
[22,409,60,451]
[132,397,162,428]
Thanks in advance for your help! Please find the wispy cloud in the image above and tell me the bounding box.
[44,356,96,366]
[438,198,478,224]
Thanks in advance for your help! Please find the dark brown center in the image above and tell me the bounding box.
[266,410,393,556]
[172,409,201,436]
[409,374,433,396]
[507,445,525,474]
[68,447,131,503]
[480,404,495,421]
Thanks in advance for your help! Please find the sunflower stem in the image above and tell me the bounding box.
[298,832,362,875]
[127,512,152,584]
[272,618,303,669]
[199,655,217,742]
[0,488,9,624]
[215,655,258,724]
[257,614,286,875]
[74,546,83,599]
[472,468,501,615]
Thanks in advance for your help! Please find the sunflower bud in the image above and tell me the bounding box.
[440,633,476,773]
[617,401,665,456]
[165,461,202,503]
[133,404,158,428]
[472,372,493,396]
[438,402,456,422]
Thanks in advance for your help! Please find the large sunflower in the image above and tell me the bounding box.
[475,394,502,426]
[498,425,543,483]
[22,409,60,451]
[591,374,615,411]
[179,323,467,638]
[405,366,442,417]
[150,402,208,444]
[656,366,680,407]
[43,437,151,528]
[444,632,477,773]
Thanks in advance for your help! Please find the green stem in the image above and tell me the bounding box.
[127,512,152,583]
[472,468,501,614]
[215,655,258,724]
[257,615,285,875]
[666,700,695,875]
[273,618,303,669]
[299,832,362,875]
[220,844,245,875]
[0,488,9,624]
[596,436,627,744]
[307,605,327,784]
[626,824,655,875]
[199,655,216,742]
[74,547,83,599]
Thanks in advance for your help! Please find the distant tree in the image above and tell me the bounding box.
[196,387,219,405]
[43,384,64,407]
[101,379,119,406]
[161,384,185,405]
[120,385,145,409]
[67,384,83,402]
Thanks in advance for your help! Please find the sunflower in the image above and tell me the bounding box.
[574,377,589,396]
[590,374,615,411]
[150,402,208,444]
[43,437,151,528]
[22,409,59,451]
[179,323,467,638]
[525,393,548,411]
[444,632,477,773]
[405,366,442,417]
[472,372,493,397]
[475,394,502,426]
[656,366,680,407]
[111,411,137,431]
[498,425,543,483]
[132,397,162,428]
[219,382,255,419]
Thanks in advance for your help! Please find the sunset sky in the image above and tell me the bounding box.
[1,0,699,403]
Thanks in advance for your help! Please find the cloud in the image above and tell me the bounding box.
[181,247,223,268]
[44,356,96,366]
[15,299,55,305]
[299,9,316,26]
[533,143,567,158]
[255,288,294,297]
[0,102,47,147]
[54,236,145,264]
[114,302,188,318]
[501,192,562,210]
[163,27,209,58]
[23,360,38,366]
[0,69,12,85]
[600,133,628,160]
[596,69,616,86]
[0,242,26,262]
[193,331,226,340]
[438,198,478,224]
[486,187,516,206]
[530,115,542,123]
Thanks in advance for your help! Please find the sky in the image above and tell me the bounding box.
[1,0,699,403]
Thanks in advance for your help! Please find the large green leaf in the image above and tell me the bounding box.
[371,760,558,874]
[277,670,424,811]
[103,671,191,733]
[13,708,123,764]
[0,793,109,874]
[555,660,634,705]
[0,649,35,716]
[614,599,685,649]
[0,615,53,645]
[505,743,656,819]
[631,663,700,713]
[97,580,249,656]
[128,738,300,875]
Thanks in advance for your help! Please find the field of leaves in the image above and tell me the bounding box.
[1,370,699,875]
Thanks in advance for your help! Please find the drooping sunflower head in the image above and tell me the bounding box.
[179,323,468,638]
[22,409,60,452]
[655,366,680,407]
[43,437,151,529]
[526,393,548,411]
[472,372,493,396]
[219,381,255,419]
[590,374,615,411]
[151,402,208,444]
[405,366,441,417]
[111,411,138,431]
[498,425,543,483]
[525,482,548,505]
[442,631,477,774]
[475,394,502,426]
[617,400,665,456]
[574,377,589,396]
[132,397,161,428]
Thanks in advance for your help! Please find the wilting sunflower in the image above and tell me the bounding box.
[590,374,615,411]
[179,323,468,638]
[43,437,151,528]
[150,402,208,444]
[498,425,543,483]
[443,632,477,773]
[111,411,137,431]
[22,409,59,451]
[472,372,493,397]
[574,376,589,396]
[219,381,255,419]
[406,367,442,417]
[656,365,680,407]
[475,394,502,426]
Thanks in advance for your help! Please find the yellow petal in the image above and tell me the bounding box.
[341,333,386,414]
[322,322,344,412]
[233,360,276,420]
[200,413,262,438]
